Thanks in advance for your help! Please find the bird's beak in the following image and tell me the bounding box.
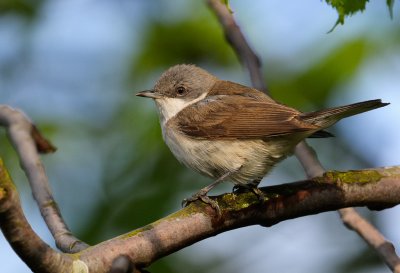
[136,90,162,99]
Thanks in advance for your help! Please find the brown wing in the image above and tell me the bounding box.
[208,80,274,101]
[172,95,320,140]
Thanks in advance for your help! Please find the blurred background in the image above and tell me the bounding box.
[0,0,399,272]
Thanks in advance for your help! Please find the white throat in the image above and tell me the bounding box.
[155,92,207,125]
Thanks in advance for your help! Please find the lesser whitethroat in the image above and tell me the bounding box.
[137,64,389,211]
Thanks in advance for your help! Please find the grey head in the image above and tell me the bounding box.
[137,64,218,124]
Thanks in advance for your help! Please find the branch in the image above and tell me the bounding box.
[206,0,267,92]
[0,159,70,273]
[56,166,400,272]
[340,208,400,272]
[206,0,400,271]
[2,144,400,272]
[0,105,88,253]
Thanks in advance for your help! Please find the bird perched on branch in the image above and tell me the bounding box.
[137,64,389,212]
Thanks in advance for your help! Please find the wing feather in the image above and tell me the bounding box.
[171,95,319,140]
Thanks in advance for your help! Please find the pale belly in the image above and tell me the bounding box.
[163,129,295,185]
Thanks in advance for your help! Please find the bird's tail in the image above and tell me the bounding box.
[301,99,389,129]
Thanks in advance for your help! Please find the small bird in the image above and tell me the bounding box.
[137,64,389,210]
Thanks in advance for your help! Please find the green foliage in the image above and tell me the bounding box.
[0,0,43,19]
[270,39,368,110]
[129,15,237,80]
[387,0,395,18]
[325,0,395,31]
[326,0,368,25]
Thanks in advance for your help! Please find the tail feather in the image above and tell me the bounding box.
[301,99,389,128]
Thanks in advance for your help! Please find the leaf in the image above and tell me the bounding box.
[325,0,369,32]
[325,0,395,31]
[387,0,394,18]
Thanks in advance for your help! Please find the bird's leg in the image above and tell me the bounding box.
[182,171,233,214]
[233,179,265,202]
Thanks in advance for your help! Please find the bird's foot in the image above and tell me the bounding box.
[251,187,266,202]
[233,185,265,202]
[182,189,221,215]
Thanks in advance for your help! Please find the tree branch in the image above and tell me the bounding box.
[2,140,400,272]
[0,105,88,253]
[340,208,400,272]
[0,158,70,273]
[206,0,400,271]
[206,0,267,93]
[78,166,400,272]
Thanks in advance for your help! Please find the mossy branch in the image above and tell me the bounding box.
[2,156,399,272]
[0,159,71,273]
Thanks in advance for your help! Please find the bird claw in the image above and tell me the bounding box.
[251,187,266,202]
[182,192,221,215]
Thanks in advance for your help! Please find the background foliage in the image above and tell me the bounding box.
[325,0,395,28]
[0,1,399,272]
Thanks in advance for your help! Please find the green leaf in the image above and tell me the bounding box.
[387,0,394,18]
[128,15,237,81]
[326,0,396,32]
[325,0,369,32]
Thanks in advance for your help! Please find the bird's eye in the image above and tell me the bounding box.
[176,86,187,96]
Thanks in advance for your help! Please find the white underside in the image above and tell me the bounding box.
[163,128,294,185]
[154,93,297,185]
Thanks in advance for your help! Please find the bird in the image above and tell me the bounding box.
[136,64,389,211]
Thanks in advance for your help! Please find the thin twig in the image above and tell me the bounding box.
[294,141,325,177]
[206,0,267,92]
[340,208,400,272]
[0,105,88,253]
[206,0,400,271]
